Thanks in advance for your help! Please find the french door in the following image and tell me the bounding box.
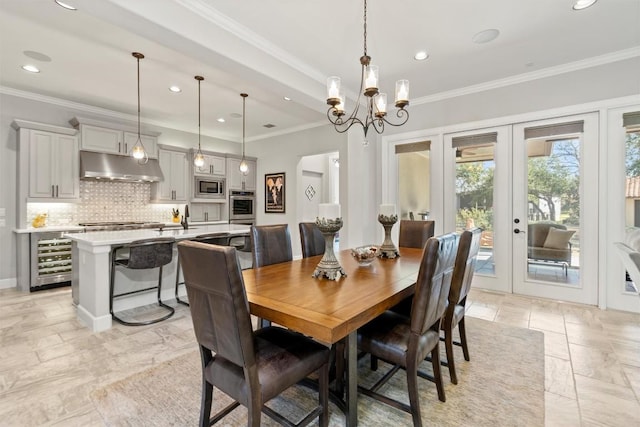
[444,113,599,304]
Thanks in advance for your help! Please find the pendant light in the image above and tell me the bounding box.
[131,52,148,164]
[239,93,249,175]
[193,75,205,168]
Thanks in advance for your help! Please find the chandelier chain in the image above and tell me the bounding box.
[363,0,367,56]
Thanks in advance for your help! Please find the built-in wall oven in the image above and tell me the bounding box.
[229,190,255,225]
[30,231,82,291]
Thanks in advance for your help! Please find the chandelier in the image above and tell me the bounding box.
[131,52,148,164]
[326,0,409,141]
[193,75,205,167]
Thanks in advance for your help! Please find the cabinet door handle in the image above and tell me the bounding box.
[119,142,121,153]
[55,185,59,198]
[125,143,128,153]
[51,185,55,197]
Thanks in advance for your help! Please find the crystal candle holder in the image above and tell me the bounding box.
[378,213,400,258]
[312,217,347,281]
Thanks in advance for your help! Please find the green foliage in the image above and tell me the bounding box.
[626,132,640,177]
[457,207,493,231]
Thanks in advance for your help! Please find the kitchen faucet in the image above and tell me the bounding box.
[181,204,189,230]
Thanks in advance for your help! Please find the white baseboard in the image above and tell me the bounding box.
[0,278,17,290]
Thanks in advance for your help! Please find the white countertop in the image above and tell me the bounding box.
[13,220,229,234]
[64,223,250,246]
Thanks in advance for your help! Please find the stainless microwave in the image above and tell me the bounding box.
[195,177,225,198]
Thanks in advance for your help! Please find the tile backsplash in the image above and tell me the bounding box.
[27,181,183,226]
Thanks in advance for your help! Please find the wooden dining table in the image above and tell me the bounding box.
[242,247,424,427]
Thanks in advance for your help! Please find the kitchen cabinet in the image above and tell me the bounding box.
[70,118,158,159]
[189,203,222,222]
[28,130,79,200]
[152,148,188,202]
[227,157,257,191]
[193,153,225,176]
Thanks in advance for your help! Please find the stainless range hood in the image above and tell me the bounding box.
[80,151,164,182]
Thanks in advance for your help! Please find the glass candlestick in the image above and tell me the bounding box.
[312,217,347,280]
[378,213,400,258]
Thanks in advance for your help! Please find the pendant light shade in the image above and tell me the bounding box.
[193,75,205,168]
[131,52,148,164]
[239,93,249,175]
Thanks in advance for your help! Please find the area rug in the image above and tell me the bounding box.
[91,317,544,426]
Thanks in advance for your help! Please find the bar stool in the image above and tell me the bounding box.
[109,237,176,326]
[174,233,232,306]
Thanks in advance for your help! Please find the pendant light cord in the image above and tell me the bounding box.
[137,56,141,139]
[198,77,201,149]
[242,95,246,158]
[363,0,367,56]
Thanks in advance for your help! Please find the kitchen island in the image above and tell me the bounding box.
[65,223,251,332]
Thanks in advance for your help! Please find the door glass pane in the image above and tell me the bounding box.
[455,144,495,275]
[526,138,580,285]
[624,129,640,292]
[398,149,430,221]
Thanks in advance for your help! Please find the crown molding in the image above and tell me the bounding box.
[412,47,640,106]
[175,0,326,85]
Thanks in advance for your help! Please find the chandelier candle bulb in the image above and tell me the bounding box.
[318,203,340,219]
[364,65,379,93]
[327,76,341,104]
[335,93,346,115]
[395,80,410,107]
[375,93,387,116]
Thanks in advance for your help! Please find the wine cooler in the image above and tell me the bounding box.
[30,231,80,291]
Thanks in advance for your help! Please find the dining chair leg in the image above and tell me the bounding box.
[319,362,329,427]
[199,378,213,427]
[431,345,446,402]
[247,396,261,427]
[444,329,458,385]
[406,364,423,427]
[459,317,470,361]
[370,355,379,371]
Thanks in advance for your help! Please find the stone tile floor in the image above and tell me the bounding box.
[0,286,638,426]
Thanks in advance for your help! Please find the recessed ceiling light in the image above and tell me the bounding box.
[22,64,40,73]
[217,118,225,123]
[573,0,597,10]
[168,85,181,93]
[283,96,291,101]
[414,51,429,61]
[472,29,500,44]
[54,1,77,10]
[23,51,52,62]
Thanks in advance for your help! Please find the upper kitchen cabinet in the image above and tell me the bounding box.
[70,117,159,159]
[151,146,188,202]
[227,156,257,191]
[13,120,80,227]
[29,130,79,200]
[191,150,225,176]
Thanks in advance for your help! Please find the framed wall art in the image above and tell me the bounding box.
[265,172,285,213]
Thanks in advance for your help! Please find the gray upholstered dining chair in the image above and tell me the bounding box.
[250,224,293,328]
[109,237,176,326]
[357,233,457,427]
[177,240,329,427]
[398,219,435,249]
[299,222,325,258]
[441,227,482,384]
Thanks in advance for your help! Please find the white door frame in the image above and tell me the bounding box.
[512,113,599,305]
[443,126,512,294]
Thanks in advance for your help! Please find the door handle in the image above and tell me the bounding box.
[514,229,525,234]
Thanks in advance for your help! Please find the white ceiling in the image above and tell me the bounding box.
[1,0,639,143]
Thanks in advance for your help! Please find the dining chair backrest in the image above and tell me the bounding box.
[449,228,482,306]
[399,220,435,249]
[411,233,457,337]
[251,224,293,267]
[177,240,255,367]
[123,237,175,269]
[299,222,325,258]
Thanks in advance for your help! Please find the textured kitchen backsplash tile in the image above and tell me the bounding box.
[27,181,182,226]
